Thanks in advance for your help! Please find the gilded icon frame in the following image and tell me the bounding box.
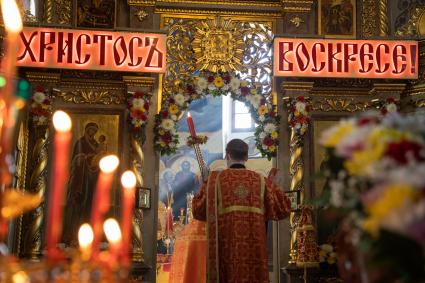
[318,0,357,38]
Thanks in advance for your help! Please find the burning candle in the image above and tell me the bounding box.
[120,170,137,266]
[78,223,94,261]
[0,0,23,186]
[103,218,122,263]
[186,112,196,137]
[46,111,72,261]
[91,155,119,259]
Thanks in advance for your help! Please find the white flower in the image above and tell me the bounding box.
[174,94,185,106]
[208,83,216,91]
[132,98,145,110]
[197,78,208,90]
[33,92,46,104]
[259,115,265,122]
[222,84,230,91]
[264,123,276,133]
[161,119,175,131]
[259,132,266,139]
[295,101,306,113]
[248,94,262,108]
[171,114,178,121]
[229,77,241,91]
[386,103,397,113]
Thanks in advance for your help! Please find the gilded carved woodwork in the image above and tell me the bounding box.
[282,0,313,13]
[13,122,29,255]
[361,0,379,38]
[192,17,245,73]
[55,90,124,105]
[311,98,373,112]
[162,16,274,97]
[378,0,389,36]
[156,0,280,7]
[155,8,281,18]
[290,16,304,28]
[131,136,145,262]
[22,126,49,259]
[395,5,425,37]
[43,0,71,25]
[135,9,149,22]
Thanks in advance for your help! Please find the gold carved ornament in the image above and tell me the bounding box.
[312,98,373,112]
[54,89,125,105]
[192,17,245,73]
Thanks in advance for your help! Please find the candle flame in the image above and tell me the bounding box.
[103,218,122,244]
[78,223,94,249]
[187,112,191,118]
[52,111,72,132]
[121,170,136,189]
[99,155,119,173]
[1,0,23,33]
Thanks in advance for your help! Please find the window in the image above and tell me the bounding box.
[232,100,255,132]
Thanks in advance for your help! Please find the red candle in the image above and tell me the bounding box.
[120,170,137,266]
[91,155,119,259]
[186,112,197,137]
[103,218,122,265]
[0,0,23,187]
[46,111,72,261]
[78,223,94,261]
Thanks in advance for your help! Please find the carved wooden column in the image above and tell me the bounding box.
[378,0,390,36]
[123,76,156,264]
[20,72,60,259]
[282,81,314,265]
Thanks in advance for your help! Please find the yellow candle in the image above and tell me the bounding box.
[78,223,94,261]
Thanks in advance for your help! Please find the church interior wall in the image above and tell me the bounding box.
[7,0,425,282]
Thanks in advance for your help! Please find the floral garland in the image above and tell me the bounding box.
[154,71,280,159]
[287,96,311,137]
[379,97,399,115]
[128,91,151,132]
[30,86,52,126]
[186,135,208,146]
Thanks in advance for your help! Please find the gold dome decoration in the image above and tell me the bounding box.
[192,17,245,73]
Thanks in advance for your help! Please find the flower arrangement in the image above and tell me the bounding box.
[154,71,280,159]
[186,135,208,146]
[128,91,151,131]
[318,111,425,282]
[287,96,311,137]
[319,244,337,265]
[30,86,51,126]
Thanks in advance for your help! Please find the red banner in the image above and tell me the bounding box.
[274,38,418,79]
[16,27,166,73]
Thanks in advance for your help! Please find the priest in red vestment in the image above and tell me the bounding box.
[192,139,291,283]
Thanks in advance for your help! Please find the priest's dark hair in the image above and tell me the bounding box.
[225,139,249,161]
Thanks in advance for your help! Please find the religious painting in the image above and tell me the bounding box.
[61,112,120,247]
[319,0,356,38]
[136,187,151,209]
[76,0,116,29]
